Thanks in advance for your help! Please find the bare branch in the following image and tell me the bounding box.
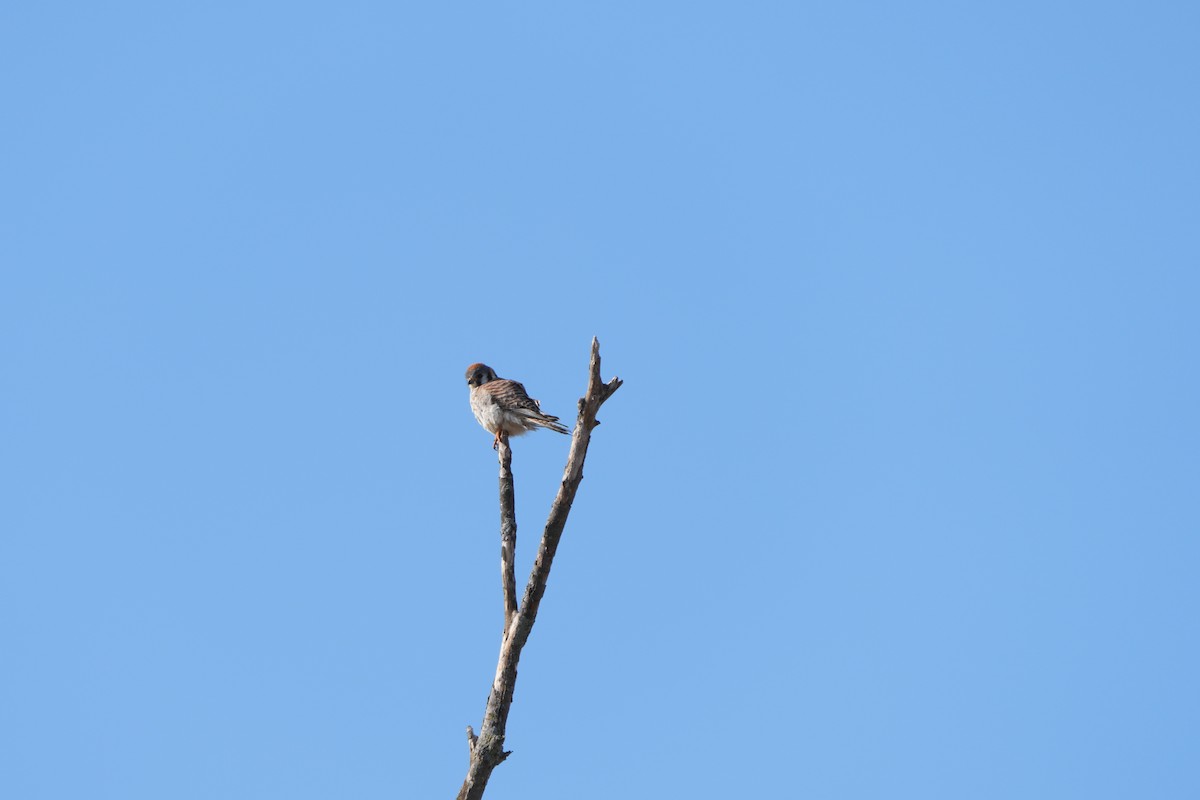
[497,435,518,633]
[512,338,622,652]
[457,338,622,800]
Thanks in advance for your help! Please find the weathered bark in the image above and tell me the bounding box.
[498,439,517,632]
[456,338,623,800]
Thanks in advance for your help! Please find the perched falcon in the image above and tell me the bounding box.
[465,363,570,449]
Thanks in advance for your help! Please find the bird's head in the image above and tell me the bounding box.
[465,363,498,388]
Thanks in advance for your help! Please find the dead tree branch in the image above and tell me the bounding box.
[498,438,518,632]
[457,337,623,800]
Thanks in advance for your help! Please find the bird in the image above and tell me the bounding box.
[465,363,570,449]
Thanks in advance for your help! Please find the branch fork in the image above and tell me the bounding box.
[456,338,622,800]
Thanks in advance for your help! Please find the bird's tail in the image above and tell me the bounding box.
[535,415,570,435]
[522,410,570,435]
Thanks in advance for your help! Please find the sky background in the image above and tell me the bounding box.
[2,2,1198,798]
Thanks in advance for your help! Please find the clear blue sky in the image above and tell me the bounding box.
[3,3,1198,798]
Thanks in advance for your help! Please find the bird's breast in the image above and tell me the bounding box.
[470,389,502,432]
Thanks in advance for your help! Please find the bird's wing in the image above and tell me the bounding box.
[482,379,569,433]
[482,379,544,415]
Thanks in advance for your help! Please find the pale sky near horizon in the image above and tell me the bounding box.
[3,3,1198,799]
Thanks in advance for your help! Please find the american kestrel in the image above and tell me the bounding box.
[465,363,570,449]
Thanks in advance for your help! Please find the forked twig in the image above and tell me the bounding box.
[457,338,623,800]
